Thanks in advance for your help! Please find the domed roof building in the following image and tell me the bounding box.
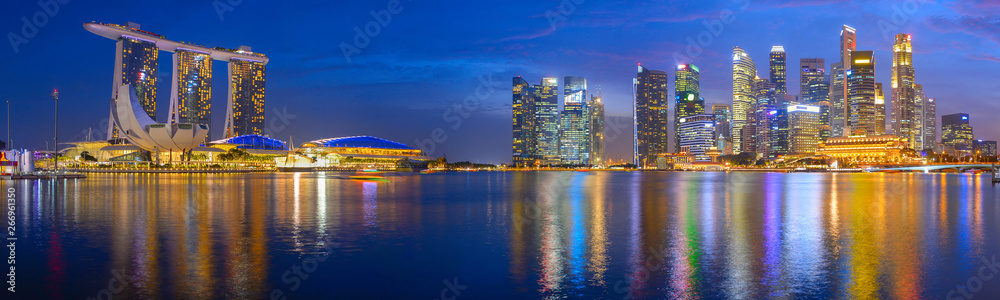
[291,136,431,170]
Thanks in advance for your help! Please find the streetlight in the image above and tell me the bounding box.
[52,89,58,173]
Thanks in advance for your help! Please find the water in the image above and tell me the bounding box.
[7,171,1000,299]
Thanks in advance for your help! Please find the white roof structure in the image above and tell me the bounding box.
[84,22,268,64]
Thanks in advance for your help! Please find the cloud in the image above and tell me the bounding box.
[925,16,1000,46]
[966,53,1000,62]
[492,28,556,43]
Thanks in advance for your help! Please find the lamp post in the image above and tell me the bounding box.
[52,89,58,173]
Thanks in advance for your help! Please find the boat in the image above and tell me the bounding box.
[420,169,436,174]
[348,174,388,181]
[358,169,384,174]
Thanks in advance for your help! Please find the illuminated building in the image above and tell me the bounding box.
[875,82,886,135]
[941,113,974,157]
[753,79,776,156]
[635,65,669,168]
[788,105,822,155]
[226,49,267,137]
[922,96,937,151]
[536,77,560,164]
[298,136,431,169]
[848,50,876,135]
[771,94,794,157]
[512,76,536,166]
[813,100,832,142]
[111,84,208,155]
[890,34,918,147]
[973,140,997,157]
[560,76,590,165]
[674,64,703,152]
[169,49,213,142]
[711,104,732,153]
[915,84,936,151]
[732,46,757,154]
[817,135,907,163]
[590,93,605,166]
[800,58,825,103]
[770,46,787,95]
[85,22,269,142]
[832,25,856,137]
[103,22,159,139]
[678,114,716,161]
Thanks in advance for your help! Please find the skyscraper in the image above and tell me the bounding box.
[169,49,213,142]
[225,47,267,138]
[732,47,757,154]
[922,95,937,152]
[754,79,776,156]
[674,64,703,152]
[831,25,856,137]
[678,114,716,161]
[788,104,822,155]
[711,104,732,153]
[942,113,974,157]
[635,65,670,168]
[589,93,605,167]
[512,76,536,166]
[876,82,886,135]
[848,50,877,135]
[890,34,918,147]
[108,23,159,138]
[770,46,787,95]
[560,76,590,165]
[536,77,560,164]
[800,58,825,102]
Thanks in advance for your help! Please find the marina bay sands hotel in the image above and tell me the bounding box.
[84,21,268,141]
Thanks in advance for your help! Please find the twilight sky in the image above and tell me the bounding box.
[1,0,998,163]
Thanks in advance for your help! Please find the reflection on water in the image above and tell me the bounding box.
[10,172,1000,299]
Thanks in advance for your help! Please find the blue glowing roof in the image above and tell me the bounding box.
[211,134,288,150]
[310,136,415,150]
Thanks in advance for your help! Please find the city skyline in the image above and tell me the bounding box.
[2,1,999,163]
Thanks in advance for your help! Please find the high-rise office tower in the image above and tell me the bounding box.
[973,140,997,157]
[678,114,716,161]
[770,94,793,157]
[732,47,757,154]
[674,64,703,152]
[875,82,886,135]
[512,76,536,166]
[788,104,822,155]
[635,65,670,168]
[770,46,787,95]
[711,104,732,148]
[921,93,937,151]
[814,100,832,142]
[942,113,974,156]
[560,76,590,165]
[832,25,856,137]
[108,23,159,138]
[890,34,918,147]
[848,50,876,135]
[590,93,605,167]
[536,78,560,164]
[225,47,267,138]
[800,58,825,102]
[754,79,779,157]
[168,49,213,142]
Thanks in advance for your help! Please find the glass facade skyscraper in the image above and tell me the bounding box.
[512,77,535,166]
[848,50,876,135]
[832,25,856,137]
[109,33,159,138]
[674,64,703,153]
[891,33,919,148]
[800,58,825,102]
[732,47,757,154]
[769,46,786,95]
[536,78,560,164]
[635,65,669,168]
[170,49,213,142]
[590,94,605,167]
[226,55,267,137]
[942,113,974,156]
[560,76,590,165]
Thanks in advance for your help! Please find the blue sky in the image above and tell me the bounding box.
[1,0,998,163]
